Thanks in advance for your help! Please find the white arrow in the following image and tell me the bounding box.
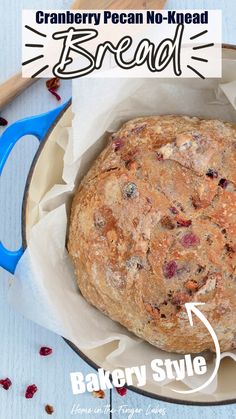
[172,302,221,394]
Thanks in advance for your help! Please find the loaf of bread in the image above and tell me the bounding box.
[68,115,236,354]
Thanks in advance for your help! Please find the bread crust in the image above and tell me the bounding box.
[68,115,236,354]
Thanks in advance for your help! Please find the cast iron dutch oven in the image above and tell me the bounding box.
[1,45,236,405]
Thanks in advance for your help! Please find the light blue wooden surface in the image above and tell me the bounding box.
[0,0,235,418]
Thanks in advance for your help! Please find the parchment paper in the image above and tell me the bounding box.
[9,57,236,394]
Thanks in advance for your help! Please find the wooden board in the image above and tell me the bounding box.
[71,0,166,10]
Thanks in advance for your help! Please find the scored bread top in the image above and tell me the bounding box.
[68,115,236,354]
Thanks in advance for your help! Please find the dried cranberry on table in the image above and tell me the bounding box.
[25,384,38,399]
[116,386,127,396]
[48,89,61,101]
[39,346,53,356]
[0,117,8,126]
[0,378,12,390]
[46,77,60,91]
[46,77,61,101]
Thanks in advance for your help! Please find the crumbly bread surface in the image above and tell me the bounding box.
[68,115,236,353]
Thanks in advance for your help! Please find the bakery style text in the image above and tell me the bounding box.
[70,355,207,393]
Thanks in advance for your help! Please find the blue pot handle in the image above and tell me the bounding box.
[0,101,69,274]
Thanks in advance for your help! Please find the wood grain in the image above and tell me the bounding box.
[71,0,166,9]
[0,73,36,110]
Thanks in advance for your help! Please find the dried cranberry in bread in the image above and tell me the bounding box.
[68,115,236,354]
